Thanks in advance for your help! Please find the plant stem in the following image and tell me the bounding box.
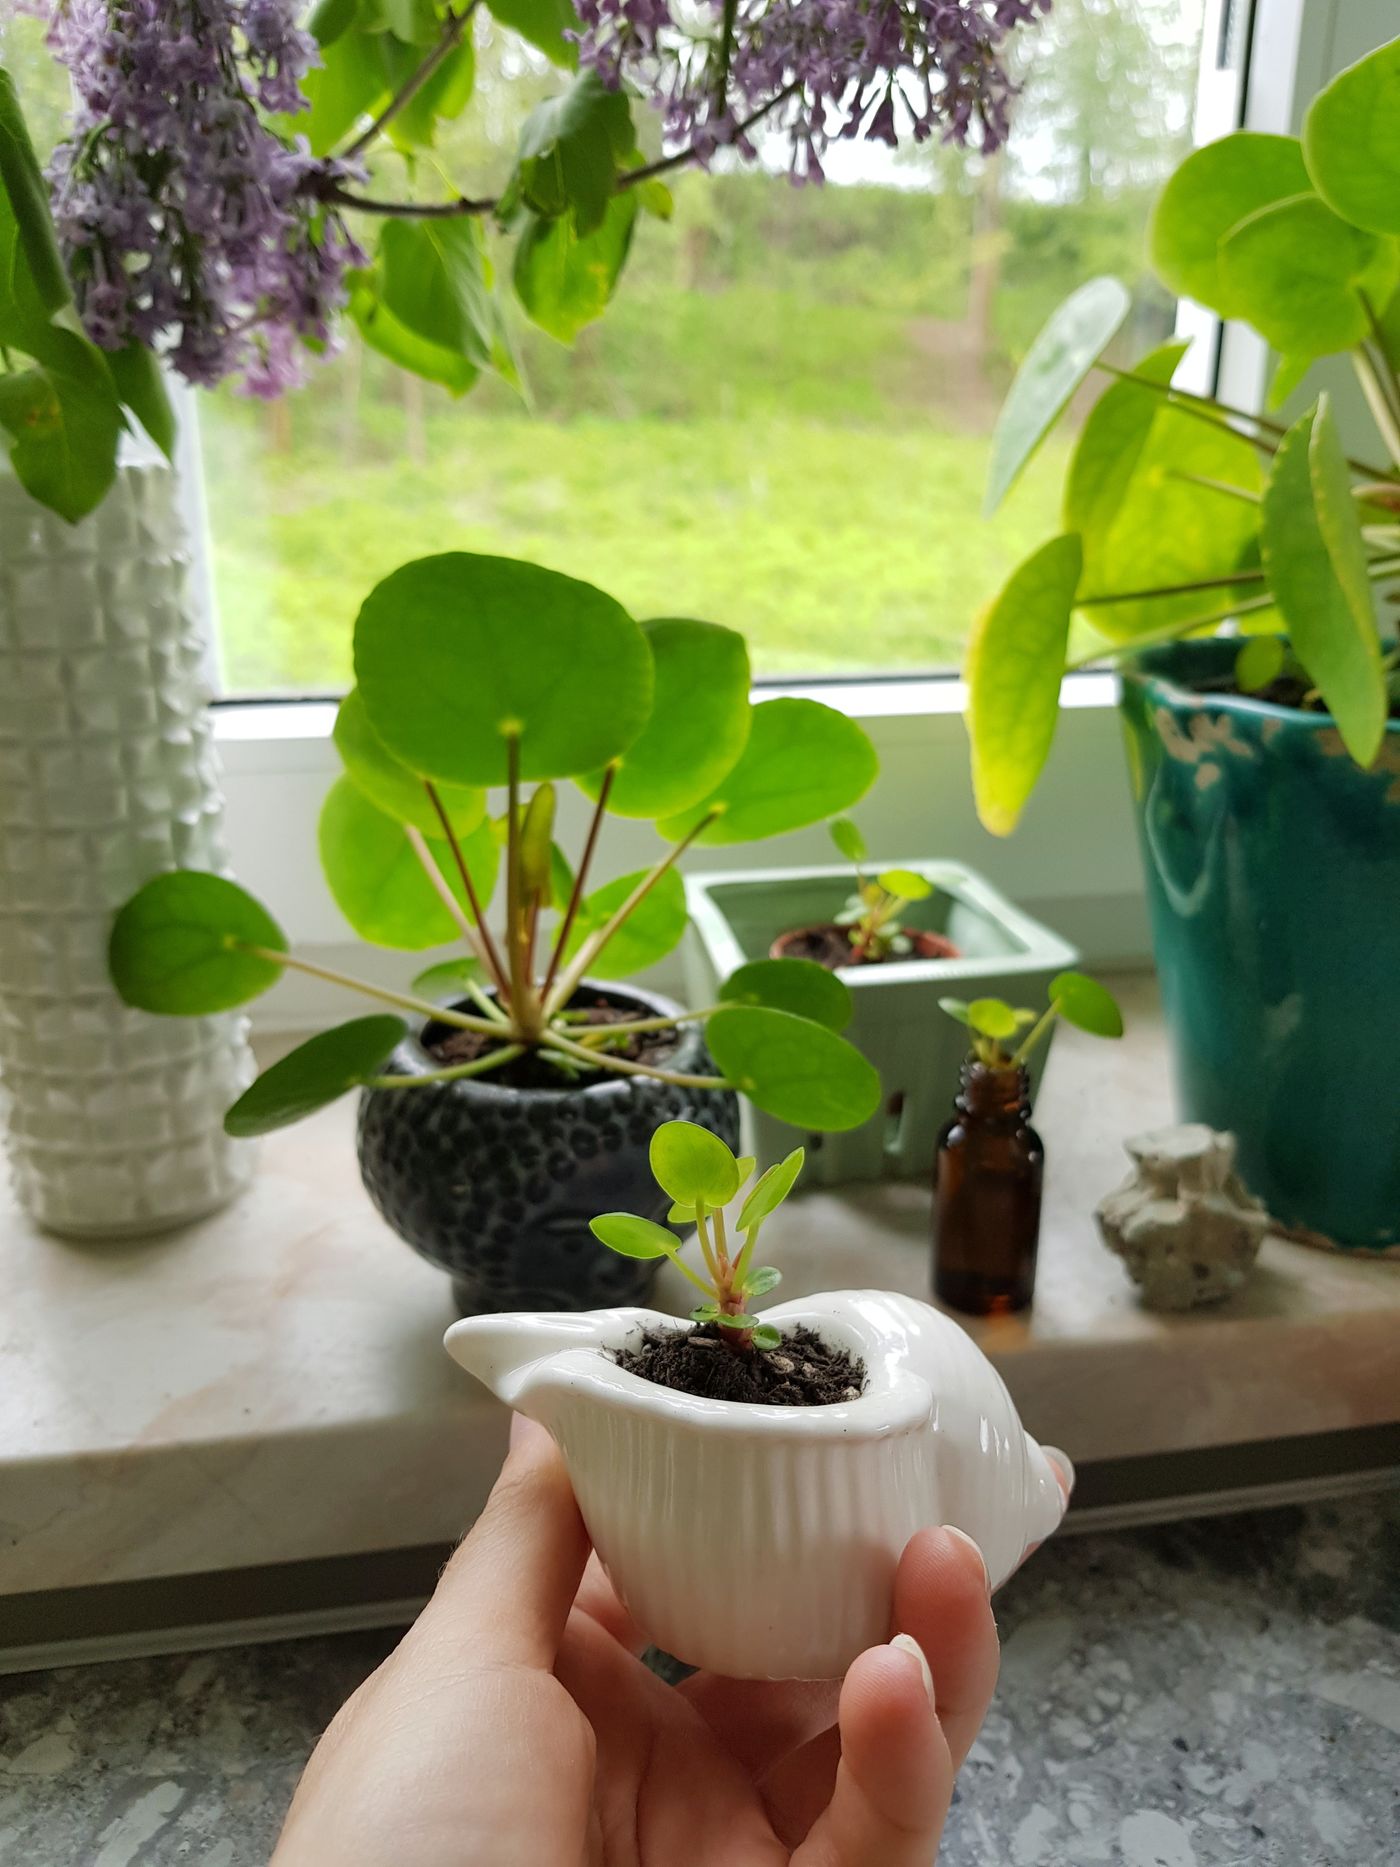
[543,1030,727,1090]
[239,946,506,1035]
[403,823,504,995]
[1094,362,1393,479]
[662,1243,720,1302]
[733,1219,760,1287]
[1360,293,1400,426]
[424,783,512,1002]
[1011,1003,1059,1069]
[1165,471,1261,505]
[1077,568,1267,607]
[366,1043,525,1089]
[616,84,800,190]
[693,1202,723,1286]
[503,736,537,1035]
[566,1007,718,1043]
[1065,593,1279,670]
[541,764,614,997]
[544,811,719,1018]
[1354,348,1400,468]
[342,2,477,161]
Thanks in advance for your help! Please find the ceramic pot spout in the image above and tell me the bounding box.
[445,1309,630,1413]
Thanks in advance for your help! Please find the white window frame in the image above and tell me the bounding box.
[201,0,1378,1029]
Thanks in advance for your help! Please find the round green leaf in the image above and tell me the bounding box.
[318,776,499,950]
[715,1310,759,1331]
[411,956,484,999]
[333,689,485,836]
[657,698,878,846]
[1304,39,1400,235]
[224,1016,407,1137]
[1220,195,1399,357]
[649,1119,741,1207]
[1051,971,1123,1038]
[109,871,287,1015]
[706,1007,881,1132]
[690,1300,721,1322]
[750,1323,783,1350]
[829,817,867,864]
[877,868,932,902]
[967,998,1018,1040]
[577,618,752,819]
[985,277,1131,515]
[1261,399,1387,765]
[354,553,653,785]
[719,958,852,1032]
[589,1212,679,1259]
[668,1201,697,1224]
[741,1264,782,1299]
[737,1146,805,1231]
[559,864,687,979]
[1074,395,1262,642]
[1149,133,1311,316]
[1235,636,1285,692]
[966,533,1081,838]
[1064,340,1190,542]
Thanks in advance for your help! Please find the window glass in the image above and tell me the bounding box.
[4,4,1208,695]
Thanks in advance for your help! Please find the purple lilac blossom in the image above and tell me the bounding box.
[574,0,1052,180]
[44,0,365,396]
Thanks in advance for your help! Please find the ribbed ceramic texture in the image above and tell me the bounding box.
[447,1292,1063,1679]
[0,466,255,1236]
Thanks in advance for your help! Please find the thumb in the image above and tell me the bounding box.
[793,1636,952,1867]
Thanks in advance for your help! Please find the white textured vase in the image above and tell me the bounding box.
[447,1291,1065,1680]
[0,464,255,1236]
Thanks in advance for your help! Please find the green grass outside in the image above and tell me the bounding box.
[202,175,1156,693]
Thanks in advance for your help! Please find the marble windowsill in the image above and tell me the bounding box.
[3,973,1399,1608]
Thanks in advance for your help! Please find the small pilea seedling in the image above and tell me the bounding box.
[828,818,934,962]
[590,1121,803,1353]
[940,970,1124,1069]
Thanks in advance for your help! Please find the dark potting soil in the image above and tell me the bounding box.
[614,1323,866,1405]
[771,923,961,971]
[426,995,681,1090]
[1198,672,1400,720]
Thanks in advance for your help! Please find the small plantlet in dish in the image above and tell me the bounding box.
[590,1121,866,1402]
[939,970,1124,1068]
[770,819,958,971]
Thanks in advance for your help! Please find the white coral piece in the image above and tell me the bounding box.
[1096,1125,1269,1311]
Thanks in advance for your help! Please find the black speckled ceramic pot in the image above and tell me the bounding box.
[356,982,740,1315]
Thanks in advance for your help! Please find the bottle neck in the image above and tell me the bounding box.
[957,1059,1031,1119]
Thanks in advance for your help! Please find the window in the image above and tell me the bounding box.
[192,0,1209,695]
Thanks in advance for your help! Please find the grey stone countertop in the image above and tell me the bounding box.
[3,1488,1398,1867]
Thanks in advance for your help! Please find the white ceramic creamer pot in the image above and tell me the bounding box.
[446,1290,1065,1680]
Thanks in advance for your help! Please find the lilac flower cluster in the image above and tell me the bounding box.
[574,0,1052,181]
[44,0,365,396]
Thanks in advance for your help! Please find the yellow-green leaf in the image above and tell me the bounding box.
[966,534,1081,837]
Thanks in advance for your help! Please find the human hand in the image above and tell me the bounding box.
[274,1420,1070,1866]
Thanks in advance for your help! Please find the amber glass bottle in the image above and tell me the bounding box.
[933,1060,1044,1316]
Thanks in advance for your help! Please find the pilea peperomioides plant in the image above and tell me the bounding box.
[939,971,1124,1068]
[828,817,935,962]
[108,552,883,1137]
[969,33,1400,834]
[590,1120,803,1352]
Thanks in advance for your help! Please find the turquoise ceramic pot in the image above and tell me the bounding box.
[1119,639,1400,1252]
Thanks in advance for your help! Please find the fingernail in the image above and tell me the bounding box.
[890,1632,935,1708]
[1043,1445,1076,1499]
[943,1524,991,1595]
